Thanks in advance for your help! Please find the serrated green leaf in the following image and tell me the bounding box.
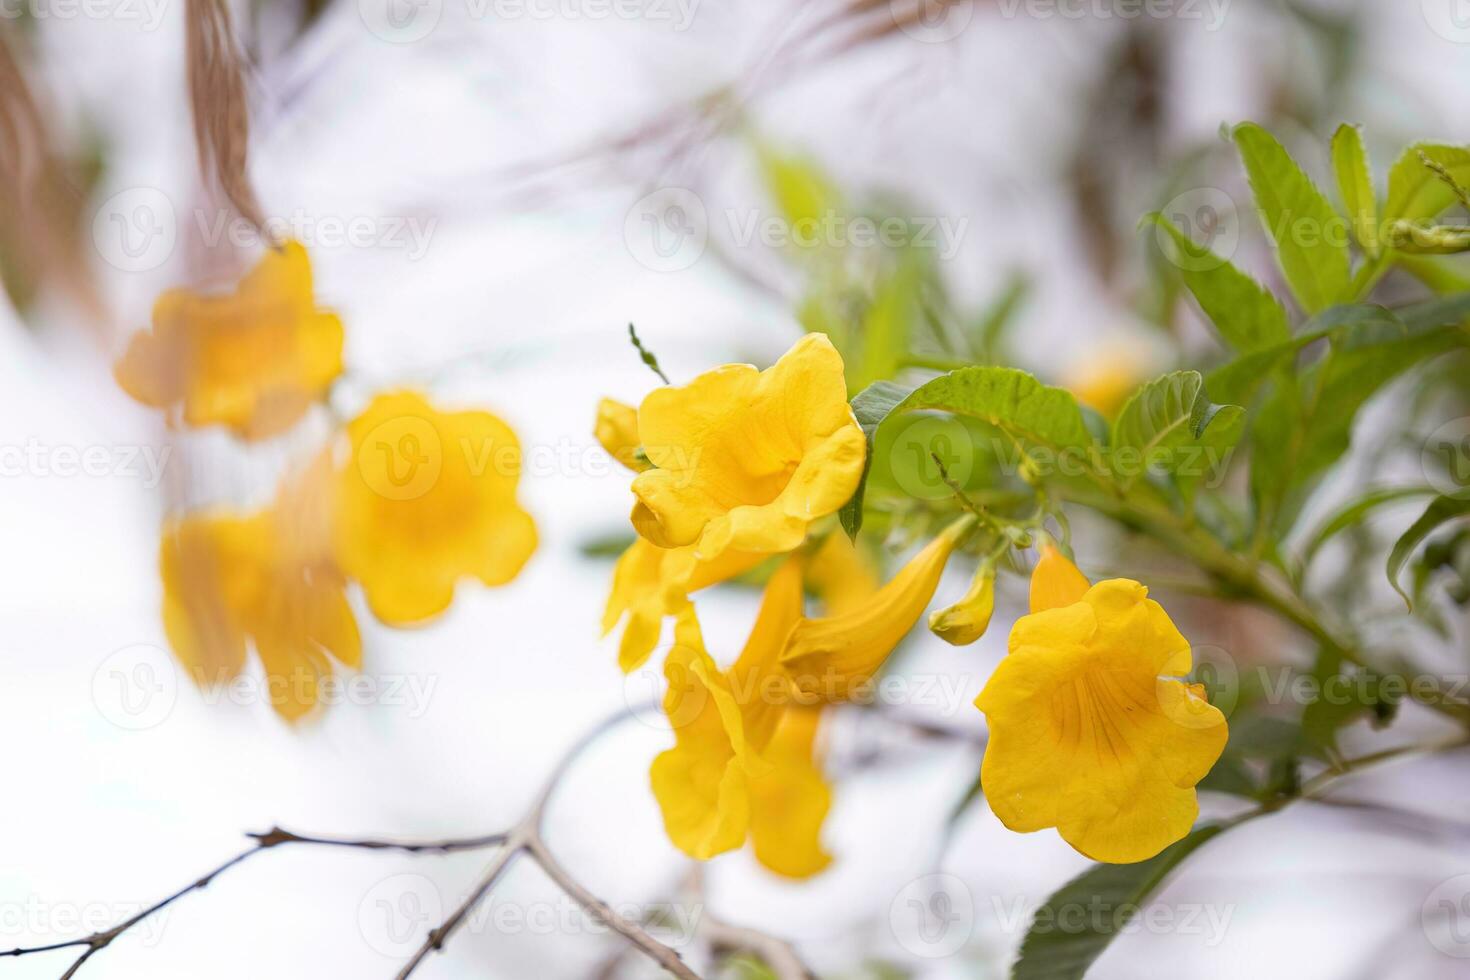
[894,367,1095,454]
[840,380,914,539]
[1145,213,1290,352]
[1011,825,1225,980]
[1387,495,1470,607]
[1331,123,1378,255]
[1110,371,1244,492]
[1233,123,1352,314]
[1383,143,1470,225]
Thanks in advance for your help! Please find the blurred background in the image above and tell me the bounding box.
[4,0,1470,977]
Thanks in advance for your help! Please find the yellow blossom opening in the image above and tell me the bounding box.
[334,390,537,626]
[115,241,344,441]
[630,333,866,560]
[975,579,1228,863]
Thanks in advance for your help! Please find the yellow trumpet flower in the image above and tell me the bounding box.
[115,241,343,441]
[594,397,649,472]
[976,579,1228,863]
[928,562,996,646]
[630,333,866,560]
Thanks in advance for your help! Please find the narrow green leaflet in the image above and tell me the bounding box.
[756,144,840,241]
[1110,371,1244,492]
[1383,143,1470,225]
[1301,486,1439,566]
[1146,213,1290,352]
[840,380,913,539]
[1387,495,1470,607]
[1233,123,1351,314]
[1011,825,1224,980]
[1331,123,1378,254]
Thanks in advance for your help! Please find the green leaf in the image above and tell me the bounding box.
[1383,143,1470,225]
[756,144,840,242]
[1387,495,1470,607]
[840,381,913,539]
[1145,213,1290,352]
[1233,123,1352,314]
[970,270,1030,361]
[1011,825,1225,980]
[1301,486,1439,567]
[1110,371,1244,492]
[894,367,1095,455]
[1331,123,1378,255]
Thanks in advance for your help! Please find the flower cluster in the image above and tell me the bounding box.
[119,243,537,721]
[599,334,1227,870]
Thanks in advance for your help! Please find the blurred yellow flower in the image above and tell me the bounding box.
[160,453,360,722]
[650,558,831,876]
[594,397,649,472]
[1062,350,1142,419]
[781,515,975,701]
[115,241,343,441]
[804,531,879,616]
[630,333,866,560]
[929,562,995,646]
[601,537,763,672]
[1030,540,1090,614]
[976,579,1227,863]
[334,390,537,626]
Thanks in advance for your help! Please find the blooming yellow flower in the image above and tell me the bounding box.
[650,558,831,876]
[781,515,975,701]
[630,333,866,559]
[928,562,995,646]
[976,579,1228,863]
[594,397,650,472]
[115,241,343,441]
[1030,540,1090,614]
[601,537,764,672]
[160,453,360,722]
[334,390,537,626]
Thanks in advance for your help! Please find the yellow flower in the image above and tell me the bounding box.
[334,391,537,626]
[804,531,880,616]
[976,579,1228,863]
[928,562,995,646]
[160,453,360,722]
[651,558,831,876]
[781,515,975,701]
[630,333,866,560]
[115,241,343,440]
[594,397,650,472]
[1062,350,1143,419]
[601,537,764,672]
[1030,540,1090,614]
